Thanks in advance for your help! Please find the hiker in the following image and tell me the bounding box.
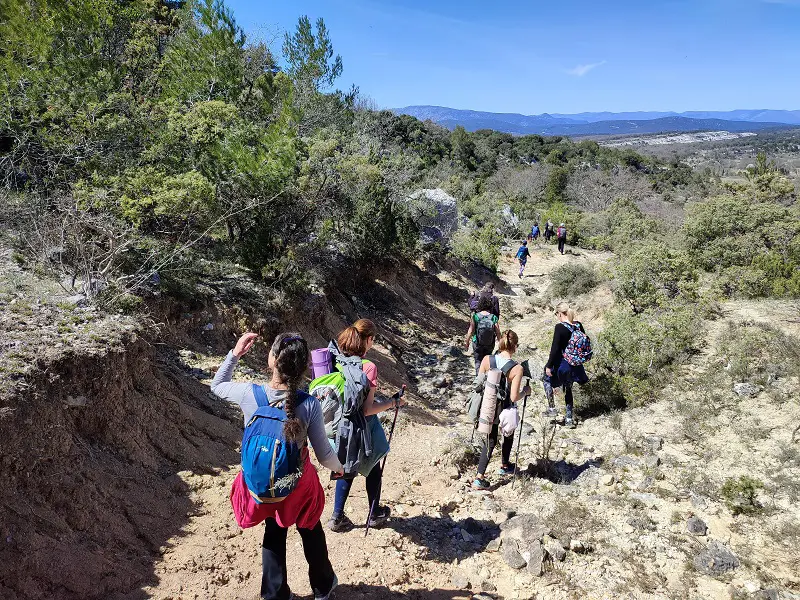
[530,223,540,242]
[464,295,502,375]
[543,303,591,429]
[515,239,531,278]
[544,220,554,242]
[211,332,342,600]
[472,330,530,489]
[327,319,406,533]
[468,282,500,319]
[556,223,567,254]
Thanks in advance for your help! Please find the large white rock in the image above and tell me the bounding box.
[406,188,459,246]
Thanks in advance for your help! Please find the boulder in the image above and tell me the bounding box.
[501,539,527,570]
[450,573,471,590]
[733,382,761,398]
[406,189,459,246]
[693,541,740,576]
[500,514,550,543]
[643,435,664,451]
[687,515,708,536]
[545,540,566,562]
[601,474,616,486]
[525,540,545,576]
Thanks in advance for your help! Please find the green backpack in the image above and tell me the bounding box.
[309,359,372,440]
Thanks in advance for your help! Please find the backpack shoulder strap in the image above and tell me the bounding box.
[489,354,497,370]
[500,360,517,376]
[252,383,269,408]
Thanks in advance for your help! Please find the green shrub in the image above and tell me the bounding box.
[594,304,697,403]
[683,193,800,296]
[577,198,660,252]
[550,262,600,297]
[613,241,697,313]
[450,225,503,271]
[717,321,800,385]
[721,475,764,515]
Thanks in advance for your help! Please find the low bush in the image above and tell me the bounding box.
[450,224,503,272]
[721,475,764,515]
[613,241,697,313]
[593,304,698,404]
[717,321,800,385]
[550,262,600,297]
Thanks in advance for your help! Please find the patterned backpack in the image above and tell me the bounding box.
[562,322,593,366]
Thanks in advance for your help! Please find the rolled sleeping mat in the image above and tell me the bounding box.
[311,348,333,379]
[477,368,501,435]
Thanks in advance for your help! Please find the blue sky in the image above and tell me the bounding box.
[225,0,800,114]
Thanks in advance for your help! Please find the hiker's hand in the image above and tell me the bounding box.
[545,367,552,377]
[395,395,407,408]
[522,385,531,397]
[233,332,258,358]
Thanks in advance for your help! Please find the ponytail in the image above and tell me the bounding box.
[337,318,376,357]
[498,329,519,353]
[271,333,309,443]
[555,302,576,323]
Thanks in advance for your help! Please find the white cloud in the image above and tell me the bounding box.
[566,61,607,77]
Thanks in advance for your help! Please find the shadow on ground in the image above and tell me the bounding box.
[385,514,500,563]
[522,457,604,484]
[296,584,479,600]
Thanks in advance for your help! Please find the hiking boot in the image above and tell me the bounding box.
[542,407,559,419]
[497,463,516,475]
[564,417,577,429]
[471,477,491,490]
[367,505,391,528]
[314,574,338,600]
[326,513,353,533]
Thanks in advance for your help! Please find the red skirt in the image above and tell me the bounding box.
[229,449,325,530]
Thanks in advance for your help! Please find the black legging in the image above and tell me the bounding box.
[477,423,514,475]
[332,462,382,517]
[558,237,566,254]
[261,519,335,600]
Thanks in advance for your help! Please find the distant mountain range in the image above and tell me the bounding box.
[395,105,800,137]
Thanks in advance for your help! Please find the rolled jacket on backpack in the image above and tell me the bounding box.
[550,358,588,387]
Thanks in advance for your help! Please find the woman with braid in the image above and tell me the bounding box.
[212,332,342,600]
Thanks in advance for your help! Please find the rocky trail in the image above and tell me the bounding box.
[3,243,798,600]
[136,244,800,600]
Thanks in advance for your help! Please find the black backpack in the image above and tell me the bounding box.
[489,355,517,409]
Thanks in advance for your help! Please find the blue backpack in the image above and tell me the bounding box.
[241,384,304,503]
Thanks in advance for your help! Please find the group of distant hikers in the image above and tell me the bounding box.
[520,220,568,276]
[210,249,591,599]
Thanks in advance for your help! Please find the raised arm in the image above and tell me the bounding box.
[210,351,253,407]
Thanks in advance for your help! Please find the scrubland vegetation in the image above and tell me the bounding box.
[1,0,798,411]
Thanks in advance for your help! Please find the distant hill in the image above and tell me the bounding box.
[395,105,800,136]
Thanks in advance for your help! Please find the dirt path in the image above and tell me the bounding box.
[139,244,800,600]
[137,244,602,600]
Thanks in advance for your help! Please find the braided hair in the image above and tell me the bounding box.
[270,332,309,443]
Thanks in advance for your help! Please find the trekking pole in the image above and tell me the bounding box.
[512,380,531,490]
[365,384,405,538]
